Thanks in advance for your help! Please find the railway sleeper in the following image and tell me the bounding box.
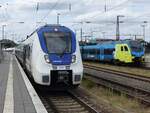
[55,104,82,109]
[57,107,88,112]
[54,102,79,106]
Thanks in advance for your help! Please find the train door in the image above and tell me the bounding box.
[94,49,97,60]
[114,44,124,62]
[23,46,26,66]
[100,48,104,61]
[24,45,31,72]
[96,49,100,60]
[120,45,128,62]
[85,49,89,59]
[121,46,125,61]
[123,45,132,63]
[88,49,95,60]
[115,44,132,63]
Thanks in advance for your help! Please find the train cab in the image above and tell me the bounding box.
[114,44,132,63]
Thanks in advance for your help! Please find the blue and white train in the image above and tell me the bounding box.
[15,24,83,89]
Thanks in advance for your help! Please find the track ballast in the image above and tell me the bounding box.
[84,64,150,106]
[38,90,99,113]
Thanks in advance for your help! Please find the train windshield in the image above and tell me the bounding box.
[44,32,72,54]
[129,41,143,52]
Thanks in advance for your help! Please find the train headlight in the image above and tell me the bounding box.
[44,55,50,63]
[72,55,76,63]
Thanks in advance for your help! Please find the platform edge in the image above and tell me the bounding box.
[15,56,48,113]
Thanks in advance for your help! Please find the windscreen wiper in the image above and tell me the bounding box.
[60,46,68,57]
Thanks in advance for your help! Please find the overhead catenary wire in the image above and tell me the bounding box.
[78,0,130,21]
[36,0,59,28]
[123,13,150,23]
[35,2,39,26]
[81,0,150,29]
[70,0,150,38]
[62,0,130,26]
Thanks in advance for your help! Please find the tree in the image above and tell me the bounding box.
[0,39,17,48]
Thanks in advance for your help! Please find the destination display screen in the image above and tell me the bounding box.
[44,32,66,38]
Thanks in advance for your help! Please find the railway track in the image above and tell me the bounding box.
[84,61,150,72]
[84,64,150,105]
[18,57,99,113]
[84,63,150,80]
[38,90,99,113]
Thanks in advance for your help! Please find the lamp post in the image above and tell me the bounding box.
[2,25,6,40]
[116,15,124,41]
[141,21,148,41]
[102,32,106,39]
[57,13,60,25]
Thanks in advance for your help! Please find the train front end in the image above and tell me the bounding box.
[35,25,83,88]
[129,41,145,63]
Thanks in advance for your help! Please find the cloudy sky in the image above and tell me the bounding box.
[0,0,150,42]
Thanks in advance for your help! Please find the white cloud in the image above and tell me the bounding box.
[0,0,150,41]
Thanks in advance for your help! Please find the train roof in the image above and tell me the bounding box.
[82,42,115,49]
[82,40,143,50]
[82,40,132,49]
[26,24,74,40]
[36,24,73,33]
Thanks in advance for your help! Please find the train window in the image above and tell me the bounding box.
[96,49,100,54]
[93,49,95,54]
[82,49,87,54]
[94,49,96,54]
[44,32,71,54]
[88,49,91,54]
[25,45,30,59]
[124,46,128,51]
[104,49,114,55]
[89,49,94,54]
[84,49,89,54]
[121,46,124,51]
[87,50,89,54]
[83,49,99,55]
[29,46,30,58]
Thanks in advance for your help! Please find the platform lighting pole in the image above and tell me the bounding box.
[80,21,93,59]
[141,21,147,41]
[116,15,124,41]
[104,0,107,12]
[57,13,60,25]
[2,25,6,40]
[80,27,83,58]
[141,25,145,41]
[80,21,84,59]
[102,32,106,39]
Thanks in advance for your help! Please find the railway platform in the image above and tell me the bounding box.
[0,52,47,113]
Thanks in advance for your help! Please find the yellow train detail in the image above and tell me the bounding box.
[114,44,133,63]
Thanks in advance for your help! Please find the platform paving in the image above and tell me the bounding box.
[0,53,37,113]
[13,56,36,113]
[0,53,10,113]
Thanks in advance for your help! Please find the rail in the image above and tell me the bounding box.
[38,90,99,113]
[84,64,150,105]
